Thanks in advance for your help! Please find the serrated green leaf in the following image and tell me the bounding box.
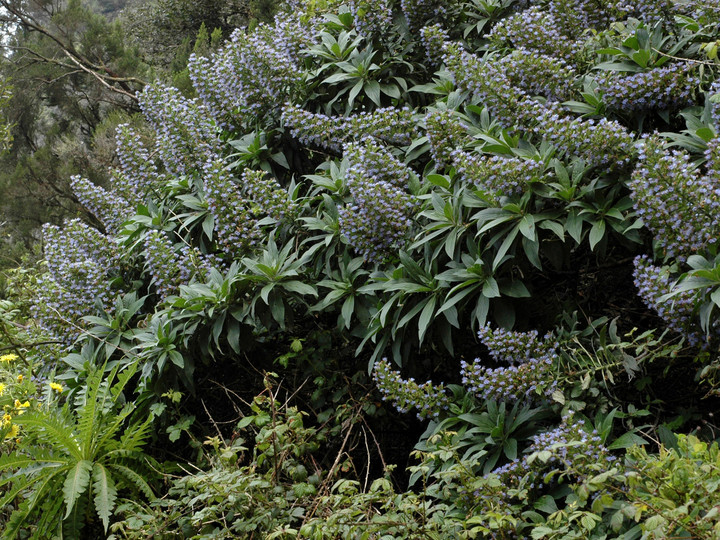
[63,460,93,518]
[92,463,117,532]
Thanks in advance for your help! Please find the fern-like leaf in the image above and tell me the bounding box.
[92,463,117,532]
[12,411,81,460]
[0,453,48,474]
[31,495,64,540]
[76,366,106,458]
[63,459,92,518]
[63,486,88,539]
[118,415,154,452]
[107,462,154,500]
[5,468,66,539]
[94,402,134,452]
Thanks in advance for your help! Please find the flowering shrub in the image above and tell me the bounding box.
[7,0,720,536]
[597,64,700,113]
[339,138,417,260]
[70,176,132,234]
[189,13,312,126]
[373,358,449,419]
[34,220,124,344]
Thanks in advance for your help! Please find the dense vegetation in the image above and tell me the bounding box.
[2,0,720,538]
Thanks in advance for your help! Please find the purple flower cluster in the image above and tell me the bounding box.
[35,220,123,343]
[401,0,448,31]
[143,230,212,300]
[706,136,720,176]
[372,358,450,420]
[492,413,615,488]
[339,138,417,261]
[346,107,417,146]
[442,43,521,126]
[451,149,544,201]
[499,48,577,102]
[597,64,699,112]
[442,44,634,168]
[282,104,416,152]
[425,110,471,167]
[633,255,709,347]
[477,325,556,365]
[344,137,411,188]
[677,0,720,22]
[630,136,720,261]
[70,176,133,234]
[189,15,312,126]
[419,24,449,66]
[111,124,164,205]
[138,84,221,177]
[523,103,634,168]
[547,0,613,31]
[282,105,346,152]
[347,0,393,38]
[710,80,720,131]
[488,7,584,63]
[241,169,297,222]
[202,160,261,255]
[460,325,559,402]
[625,0,674,25]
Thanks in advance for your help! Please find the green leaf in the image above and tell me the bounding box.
[202,214,214,240]
[518,214,536,240]
[565,210,584,244]
[341,296,355,329]
[539,220,565,241]
[711,288,720,309]
[14,411,82,461]
[426,174,450,189]
[348,80,363,107]
[482,277,500,298]
[365,80,381,106]
[534,494,558,514]
[504,437,517,460]
[322,72,354,84]
[107,464,154,500]
[608,432,648,450]
[282,280,317,296]
[588,219,606,250]
[418,296,437,344]
[63,460,93,518]
[92,463,117,532]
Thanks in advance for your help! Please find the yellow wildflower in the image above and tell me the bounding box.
[1,414,11,427]
[49,382,64,393]
[13,400,30,414]
[16,374,23,382]
[0,383,4,396]
[4,424,19,438]
[0,354,18,363]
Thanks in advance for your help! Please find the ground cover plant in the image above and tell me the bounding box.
[2,0,720,537]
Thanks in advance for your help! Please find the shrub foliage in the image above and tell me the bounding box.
[2,0,720,537]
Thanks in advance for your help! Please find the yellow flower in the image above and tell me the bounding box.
[4,424,19,438]
[49,382,64,393]
[16,374,23,383]
[1,414,11,427]
[0,383,5,396]
[0,354,18,363]
[13,400,30,414]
